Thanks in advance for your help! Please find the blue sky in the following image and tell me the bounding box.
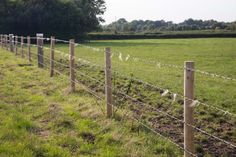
[103,0,236,24]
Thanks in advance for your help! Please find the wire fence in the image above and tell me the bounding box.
[0,34,236,156]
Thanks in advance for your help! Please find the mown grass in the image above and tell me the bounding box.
[0,49,182,157]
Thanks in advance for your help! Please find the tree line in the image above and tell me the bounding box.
[0,0,106,39]
[103,18,236,33]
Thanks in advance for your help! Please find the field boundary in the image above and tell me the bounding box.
[0,34,236,157]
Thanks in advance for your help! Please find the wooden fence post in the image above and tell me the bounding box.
[21,36,24,58]
[3,34,5,48]
[15,36,18,55]
[1,34,3,48]
[9,34,14,52]
[5,35,8,50]
[7,35,10,50]
[0,34,2,48]
[2,34,3,48]
[2,34,4,48]
[105,47,113,118]
[3,35,6,49]
[2,34,3,47]
[37,34,44,68]
[5,35,7,50]
[7,35,10,51]
[27,36,31,62]
[4,35,6,50]
[50,36,55,77]
[184,61,195,157]
[69,39,75,92]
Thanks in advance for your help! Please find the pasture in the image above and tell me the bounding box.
[54,38,236,113]
[30,37,235,156]
[1,37,236,156]
[0,49,180,157]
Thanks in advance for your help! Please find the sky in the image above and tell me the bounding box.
[103,0,236,24]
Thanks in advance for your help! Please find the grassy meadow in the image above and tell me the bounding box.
[50,38,236,113]
[1,37,236,156]
[0,49,181,156]
[29,38,235,156]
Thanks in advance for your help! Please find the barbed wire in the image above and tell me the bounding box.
[126,115,196,156]
[3,39,236,118]
[38,49,236,149]
[2,35,236,118]
[31,50,105,89]
[183,97,236,118]
[54,38,104,52]
[11,35,236,82]
[30,43,106,72]
[32,56,197,157]
[24,51,105,101]
[113,90,236,148]
[56,68,198,157]
[113,50,236,82]
[1,46,193,156]
[111,68,236,118]
[2,45,236,156]
[39,57,236,156]
[195,69,236,82]
[6,35,236,81]
[73,68,105,86]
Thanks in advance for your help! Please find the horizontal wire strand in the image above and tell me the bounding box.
[3,38,236,118]
[29,51,236,149]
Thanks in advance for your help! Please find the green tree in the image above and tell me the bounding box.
[0,0,106,39]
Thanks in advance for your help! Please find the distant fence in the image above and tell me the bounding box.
[0,33,235,157]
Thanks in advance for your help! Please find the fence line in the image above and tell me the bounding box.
[2,35,236,117]
[31,51,236,128]
[111,49,236,82]
[1,34,236,157]
[113,89,236,148]
[41,58,199,156]
[26,48,236,151]
[6,35,236,82]
[53,44,236,118]
[32,42,236,118]
[2,35,236,119]
[17,51,198,157]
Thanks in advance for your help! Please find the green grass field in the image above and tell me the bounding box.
[1,38,236,156]
[0,49,181,157]
[51,38,236,113]
[28,38,235,156]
